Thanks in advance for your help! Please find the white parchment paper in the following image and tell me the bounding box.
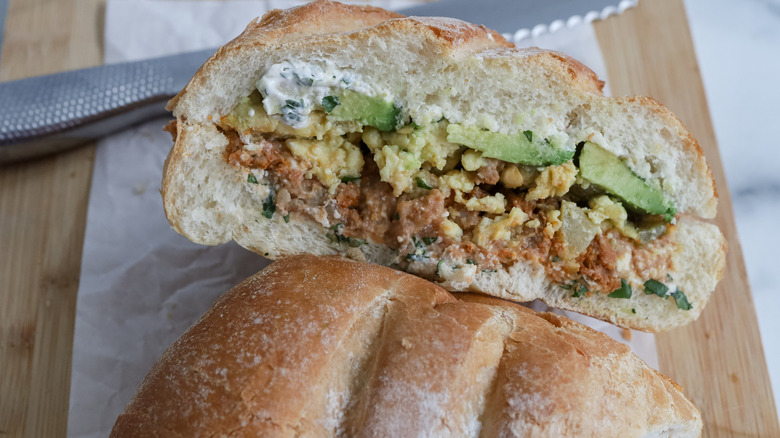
[68,2,653,436]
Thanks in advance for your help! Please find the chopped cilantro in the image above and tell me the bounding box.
[283,99,303,110]
[523,130,533,142]
[552,255,560,262]
[436,259,444,275]
[643,279,668,297]
[671,290,692,310]
[326,223,364,248]
[341,77,350,85]
[283,213,290,223]
[294,73,314,87]
[608,279,632,299]
[322,95,340,113]
[631,308,637,314]
[247,173,258,184]
[416,177,432,190]
[422,237,437,245]
[281,99,305,124]
[406,252,429,262]
[341,175,360,183]
[262,192,276,219]
[466,259,477,265]
[482,269,497,273]
[348,238,366,248]
[572,284,588,298]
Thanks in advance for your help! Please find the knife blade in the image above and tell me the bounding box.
[0,0,634,163]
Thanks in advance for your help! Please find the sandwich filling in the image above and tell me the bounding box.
[216,61,689,307]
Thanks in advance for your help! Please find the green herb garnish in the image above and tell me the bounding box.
[572,284,588,298]
[322,95,340,113]
[552,255,560,262]
[393,212,400,220]
[262,192,276,218]
[482,269,497,273]
[436,259,444,275]
[406,252,429,262]
[523,130,533,142]
[670,290,692,310]
[283,213,290,223]
[631,308,637,314]
[608,279,632,299]
[247,173,258,184]
[283,99,303,110]
[348,238,366,248]
[326,223,365,247]
[416,177,432,190]
[422,237,437,245]
[466,259,477,265]
[294,73,314,87]
[341,175,360,183]
[643,279,668,297]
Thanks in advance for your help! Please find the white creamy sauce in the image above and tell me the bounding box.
[256,60,387,128]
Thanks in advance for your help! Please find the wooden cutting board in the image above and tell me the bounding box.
[0,0,777,436]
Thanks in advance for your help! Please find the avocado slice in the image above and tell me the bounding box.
[446,124,574,166]
[326,89,400,131]
[578,142,675,218]
[223,90,264,131]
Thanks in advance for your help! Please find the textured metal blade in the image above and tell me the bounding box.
[0,49,212,162]
[400,0,638,42]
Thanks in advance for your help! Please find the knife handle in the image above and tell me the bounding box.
[0,49,213,163]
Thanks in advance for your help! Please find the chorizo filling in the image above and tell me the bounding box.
[216,63,686,304]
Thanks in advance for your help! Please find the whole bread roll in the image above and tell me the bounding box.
[162,0,725,331]
[111,255,701,437]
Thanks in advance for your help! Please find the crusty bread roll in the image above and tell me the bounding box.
[111,255,702,437]
[162,0,725,331]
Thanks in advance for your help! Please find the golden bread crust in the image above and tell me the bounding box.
[111,256,702,437]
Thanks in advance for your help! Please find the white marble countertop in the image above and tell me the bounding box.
[685,0,780,414]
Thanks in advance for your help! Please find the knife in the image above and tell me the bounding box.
[0,0,636,163]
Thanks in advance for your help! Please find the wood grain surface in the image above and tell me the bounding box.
[0,0,776,437]
[0,0,102,436]
[595,1,779,435]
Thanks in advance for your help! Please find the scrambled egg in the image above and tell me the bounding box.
[587,195,640,240]
[472,207,528,247]
[526,161,578,201]
[440,170,475,194]
[440,219,463,239]
[456,192,507,214]
[362,123,462,195]
[461,149,486,171]
[373,144,421,195]
[285,136,364,193]
[543,209,562,239]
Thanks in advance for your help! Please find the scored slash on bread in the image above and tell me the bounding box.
[162,0,726,331]
[111,255,703,437]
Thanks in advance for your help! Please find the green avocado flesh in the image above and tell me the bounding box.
[224,91,263,131]
[445,124,574,166]
[327,89,400,131]
[579,142,675,217]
